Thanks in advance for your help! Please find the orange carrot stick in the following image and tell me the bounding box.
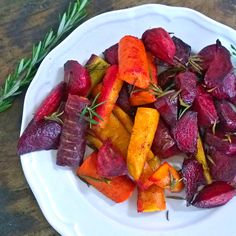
[129,90,156,106]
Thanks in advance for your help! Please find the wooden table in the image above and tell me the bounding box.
[0,0,235,235]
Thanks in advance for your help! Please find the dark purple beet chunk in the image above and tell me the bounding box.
[172,36,191,64]
[175,71,197,105]
[208,148,236,183]
[215,100,236,132]
[97,140,128,177]
[158,68,177,90]
[17,120,61,155]
[151,119,180,158]
[205,130,236,155]
[103,43,118,65]
[172,111,198,153]
[182,158,204,205]
[154,91,178,127]
[192,85,218,127]
[56,95,90,167]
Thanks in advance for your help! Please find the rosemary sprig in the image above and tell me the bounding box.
[231,44,236,56]
[45,111,64,124]
[79,175,111,184]
[178,97,191,119]
[0,0,89,113]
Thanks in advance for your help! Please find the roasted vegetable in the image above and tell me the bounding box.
[127,107,159,180]
[103,43,118,65]
[129,90,156,106]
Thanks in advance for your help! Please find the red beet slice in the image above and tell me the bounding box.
[172,111,198,153]
[64,60,91,97]
[205,130,236,155]
[175,71,197,105]
[192,181,235,208]
[208,148,236,183]
[151,119,180,158]
[142,27,176,64]
[182,158,204,204]
[215,100,236,132]
[17,120,62,155]
[56,95,90,167]
[172,36,191,64]
[192,85,218,127]
[97,140,128,178]
[103,43,118,65]
[34,82,66,121]
[154,91,178,127]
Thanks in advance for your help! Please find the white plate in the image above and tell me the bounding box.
[20,4,236,236]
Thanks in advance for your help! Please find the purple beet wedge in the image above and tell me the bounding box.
[205,130,236,155]
[17,120,62,155]
[175,71,197,105]
[172,36,191,64]
[182,158,204,205]
[193,85,219,128]
[172,111,198,153]
[97,140,128,178]
[154,91,178,127]
[151,119,180,158]
[216,100,236,132]
[56,95,90,167]
[208,148,236,183]
[191,181,235,208]
[103,43,118,65]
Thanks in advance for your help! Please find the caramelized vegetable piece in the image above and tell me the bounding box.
[90,82,102,98]
[127,108,159,180]
[215,100,236,132]
[17,120,61,155]
[64,60,91,97]
[86,133,103,150]
[142,27,176,64]
[103,43,118,65]
[208,148,236,183]
[182,158,204,204]
[192,181,235,208]
[147,52,158,84]
[196,134,212,184]
[137,185,166,212]
[97,140,128,178]
[151,119,180,159]
[85,54,110,91]
[129,90,156,106]
[175,71,197,105]
[119,35,150,89]
[154,91,178,127]
[77,152,135,203]
[150,162,184,192]
[193,85,218,127]
[57,95,90,167]
[95,65,123,128]
[34,82,66,121]
[172,111,198,153]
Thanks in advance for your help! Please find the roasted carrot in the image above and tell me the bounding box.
[129,90,156,106]
[119,35,150,89]
[77,152,135,203]
[127,107,159,180]
[86,133,103,149]
[95,65,123,128]
[90,82,102,98]
[147,52,158,85]
[137,185,166,212]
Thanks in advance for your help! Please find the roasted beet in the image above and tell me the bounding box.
[97,140,128,177]
[182,158,204,204]
[205,130,236,155]
[64,60,91,97]
[208,148,236,183]
[175,71,197,105]
[215,100,236,132]
[142,27,176,64]
[151,119,180,158]
[192,85,218,127]
[172,111,198,153]
[103,43,118,65]
[56,95,90,167]
[17,120,61,155]
[154,91,178,127]
[192,181,235,208]
[158,68,178,90]
[172,36,191,64]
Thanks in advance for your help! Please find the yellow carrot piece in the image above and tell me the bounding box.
[86,134,103,150]
[127,107,159,180]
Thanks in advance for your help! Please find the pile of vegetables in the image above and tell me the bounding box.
[18,27,236,213]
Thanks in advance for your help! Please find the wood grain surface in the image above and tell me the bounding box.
[0,0,235,235]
